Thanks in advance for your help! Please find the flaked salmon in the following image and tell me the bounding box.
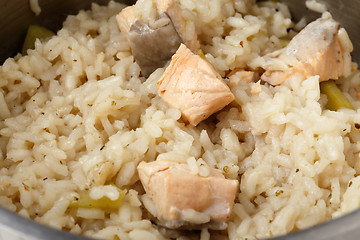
[137,160,238,228]
[157,44,234,126]
[261,15,353,85]
[226,69,259,88]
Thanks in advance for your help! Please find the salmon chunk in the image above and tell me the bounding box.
[156,0,200,52]
[128,16,182,77]
[157,44,234,126]
[261,16,353,85]
[116,6,137,41]
[116,8,182,77]
[117,0,200,52]
[116,1,200,77]
[137,160,238,229]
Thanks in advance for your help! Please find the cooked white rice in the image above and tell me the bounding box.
[305,0,328,13]
[1,0,360,239]
[29,0,41,16]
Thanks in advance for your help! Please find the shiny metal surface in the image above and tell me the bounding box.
[0,0,135,63]
[0,0,360,239]
[0,207,91,240]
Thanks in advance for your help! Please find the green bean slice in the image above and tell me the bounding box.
[70,188,127,209]
[22,25,54,55]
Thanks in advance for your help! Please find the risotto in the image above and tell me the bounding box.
[1,0,360,239]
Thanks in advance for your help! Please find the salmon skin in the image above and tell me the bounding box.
[116,0,200,77]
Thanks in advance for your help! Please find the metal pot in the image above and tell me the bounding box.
[0,0,359,239]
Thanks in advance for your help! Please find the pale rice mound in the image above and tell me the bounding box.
[1,0,360,240]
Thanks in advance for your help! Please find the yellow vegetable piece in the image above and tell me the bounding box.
[197,49,214,67]
[279,38,290,48]
[197,49,207,60]
[22,25,54,55]
[69,188,127,209]
[320,80,354,111]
